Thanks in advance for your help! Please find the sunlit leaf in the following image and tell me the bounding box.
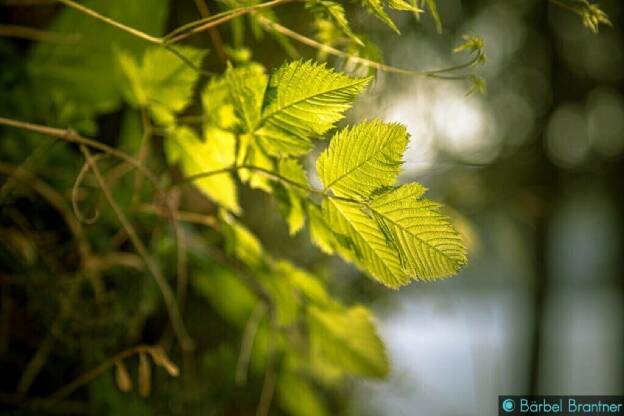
[306,0,364,46]
[117,45,206,124]
[323,198,408,287]
[256,60,371,156]
[369,183,468,280]
[317,120,408,199]
[165,126,240,213]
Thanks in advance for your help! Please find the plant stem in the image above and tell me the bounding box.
[48,345,156,402]
[235,302,267,385]
[164,0,296,44]
[177,164,362,204]
[258,16,482,79]
[56,0,162,44]
[79,146,194,351]
[192,0,227,64]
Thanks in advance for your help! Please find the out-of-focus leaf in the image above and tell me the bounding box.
[277,372,329,416]
[164,126,240,213]
[117,45,206,125]
[276,159,309,235]
[220,211,264,269]
[194,265,257,326]
[308,305,389,378]
[29,0,169,114]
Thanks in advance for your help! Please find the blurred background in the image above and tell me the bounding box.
[1,0,623,415]
[346,0,624,414]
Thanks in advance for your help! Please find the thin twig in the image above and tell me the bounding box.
[192,0,227,64]
[48,345,156,402]
[256,310,278,416]
[0,24,81,43]
[0,118,185,312]
[164,0,296,44]
[236,302,267,385]
[136,204,218,228]
[56,0,162,44]
[79,146,194,351]
[72,153,106,224]
[177,164,364,205]
[258,16,482,79]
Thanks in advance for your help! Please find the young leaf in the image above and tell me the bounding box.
[165,126,240,213]
[29,0,169,114]
[118,45,206,124]
[220,210,264,269]
[308,305,389,378]
[419,0,443,33]
[323,198,408,287]
[306,202,342,255]
[277,159,309,235]
[306,0,364,46]
[369,183,468,280]
[277,372,330,416]
[276,260,331,306]
[256,60,371,156]
[317,120,408,199]
[237,133,275,192]
[202,76,239,130]
[360,0,400,33]
[225,63,268,132]
[387,0,422,12]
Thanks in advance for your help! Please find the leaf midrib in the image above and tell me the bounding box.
[323,132,396,192]
[255,77,370,130]
[328,199,405,286]
[368,205,464,268]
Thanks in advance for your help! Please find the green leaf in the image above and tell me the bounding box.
[277,159,309,235]
[220,210,264,269]
[29,0,169,114]
[256,60,371,156]
[165,126,240,213]
[360,0,400,33]
[317,120,408,199]
[387,0,422,12]
[419,0,442,33]
[306,0,364,46]
[306,202,342,255]
[277,372,329,416]
[237,133,275,193]
[276,260,331,306]
[308,305,389,378]
[225,63,268,132]
[369,183,467,280]
[202,76,239,130]
[323,198,408,287]
[118,45,206,124]
[194,264,257,326]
